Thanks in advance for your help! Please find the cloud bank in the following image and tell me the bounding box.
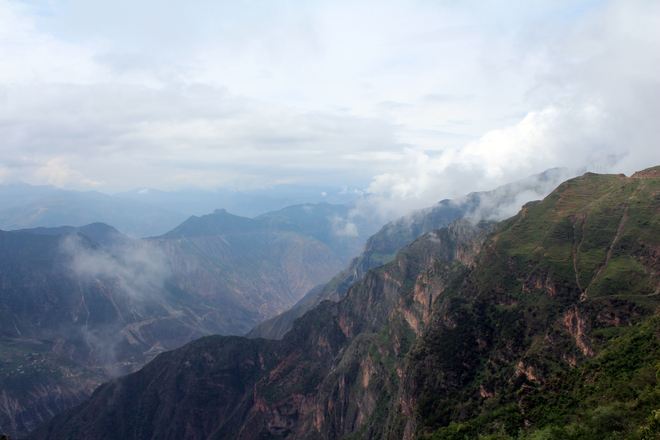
[0,0,657,218]
[359,0,660,220]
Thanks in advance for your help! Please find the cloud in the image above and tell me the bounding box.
[330,215,359,238]
[60,234,169,301]
[355,0,660,222]
[0,0,657,197]
[0,1,106,85]
[0,0,408,190]
[58,232,173,373]
[0,81,403,190]
[34,157,101,187]
[460,168,579,223]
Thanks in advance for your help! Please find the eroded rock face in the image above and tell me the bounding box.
[248,169,570,342]
[396,169,660,438]
[27,220,491,440]
[562,306,594,357]
[522,271,558,297]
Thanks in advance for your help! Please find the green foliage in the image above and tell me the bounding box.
[422,317,660,440]
[588,255,654,297]
[415,171,660,440]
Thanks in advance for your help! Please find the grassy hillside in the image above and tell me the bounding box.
[409,168,659,439]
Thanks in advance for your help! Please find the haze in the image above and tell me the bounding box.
[1,0,659,216]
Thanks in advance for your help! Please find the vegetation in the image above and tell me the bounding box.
[425,317,659,439]
[25,168,660,440]
[413,169,660,440]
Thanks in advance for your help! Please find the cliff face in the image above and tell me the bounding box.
[28,219,491,440]
[27,167,660,440]
[246,200,471,340]
[249,169,571,341]
[397,168,660,438]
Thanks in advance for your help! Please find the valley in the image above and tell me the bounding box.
[25,167,659,439]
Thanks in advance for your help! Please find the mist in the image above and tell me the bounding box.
[345,1,660,224]
[60,234,169,302]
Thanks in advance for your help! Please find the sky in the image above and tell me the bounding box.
[1,0,659,215]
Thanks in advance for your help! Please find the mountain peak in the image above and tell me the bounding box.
[10,222,127,247]
[76,222,126,245]
[158,208,259,238]
[631,164,660,179]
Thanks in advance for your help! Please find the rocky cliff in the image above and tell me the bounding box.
[249,168,574,340]
[26,167,660,439]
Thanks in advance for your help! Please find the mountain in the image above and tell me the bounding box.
[29,167,659,439]
[401,167,660,438]
[159,203,375,263]
[25,218,492,440]
[0,183,365,237]
[0,225,240,437]
[255,203,376,263]
[0,203,373,438]
[115,185,363,219]
[249,168,574,340]
[150,207,352,320]
[0,183,186,237]
[152,204,378,319]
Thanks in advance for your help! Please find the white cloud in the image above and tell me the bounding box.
[34,157,101,187]
[331,215,359,238]
[61,234,168,300]
[0,1,109,85]
[0,0,657,200]
[357,0,660,221]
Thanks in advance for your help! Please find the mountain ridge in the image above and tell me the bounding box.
[28,167,659,439]
[0,202,370,438]
[249,168,576,340]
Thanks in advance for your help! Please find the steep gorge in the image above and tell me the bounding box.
[0,204,366,438]
[26,168,660,439]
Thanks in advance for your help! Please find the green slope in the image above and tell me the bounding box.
[409,168,659,439]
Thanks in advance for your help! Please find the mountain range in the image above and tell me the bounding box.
[23,166,660,439]
[0,184,362,237]
[249,168,574,340]
[0,167,660,439]
[0,203,375,437]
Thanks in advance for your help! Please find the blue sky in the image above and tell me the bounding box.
[0,0,658,214]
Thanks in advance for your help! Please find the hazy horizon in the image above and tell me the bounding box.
[1,0,659,218]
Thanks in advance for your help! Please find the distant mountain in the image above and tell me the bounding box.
[159,208,263,238]
[115,184,363,219]
[249,168,574,339]
[256,203,377,262]
[0,203,374,438]
[0,183,186,237]
[150,207,353,320]
[0,225,226,437]
[0,183,365,238]
[29,167,659,440]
